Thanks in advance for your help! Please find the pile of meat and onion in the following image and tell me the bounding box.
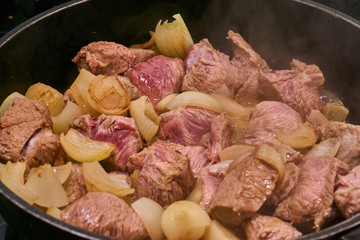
[0,14,358,240]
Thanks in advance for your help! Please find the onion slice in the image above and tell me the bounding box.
[276,122,318,149]
[210,94,252,117]
[60,128,115,162]
[167,91,222,113]
[203,220,241,240]
[52,100,84,134]
[304,137,341,160]
[156,93,178,112]
[0,92,26,117]
[186,180,203,203]
[219,145,255,162]
[46,206,62,220]
[307,109,329,125]
[209,160,233,176]
[52,162,72,184]
[131,197,165,240]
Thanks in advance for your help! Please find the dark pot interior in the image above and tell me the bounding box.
[0,0,360,239]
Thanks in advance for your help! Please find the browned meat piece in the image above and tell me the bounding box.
[209,152,278,227]
[125,55,184,104]
[62,89,76,103]
[133,145,194,207]
[242,214,302,240]
[71,114,142,171]
[228,30,270,106]
[181,39,243,96]
[243,101,303,146]
[258,59,324,118]
[158,107,218,146]
[63,164,87,205]
[61,192,148,240]
[72,41,135,75]
[129,48,155,66]
[274,156,348,231]
[197,167,223,212]
[335,165,360,218]
[116,76,141,100]
[317,121,360,169]
[0,98,62,168]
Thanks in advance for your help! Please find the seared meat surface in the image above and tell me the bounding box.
[63,163,87,205]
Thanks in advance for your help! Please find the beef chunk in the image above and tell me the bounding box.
[71,114,142,171]
[209,152,278,227]
[258,59,324,118]
[63,164,87,205]
[128,48,155,67]
[243,101,303,146]
[61,192,148,240]
[228,30,270,106]
[181,39,242,97]
[116,76,141,100]
[242,214,302,240]
[0,98,62,168]
[317,121,360,169]
[158,107,218,146]
[72,41,135,75]
[125,55,184,104]
[335,165,360,218]
[133,144,194,207]
[274,156,348,231]
[197,167,223,212]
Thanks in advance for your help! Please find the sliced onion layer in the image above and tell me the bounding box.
[322,101,349,122]
[52,100,84,134]
[167,91,222,113]
[304,138,341,160]
[203,220,241,240]
[307,109,329,125]
[156,93,178,112]
[186,180,203,203]
[161,200,211,240]
[60,128,115,162]
[131,197,165,240]
[276,122,318,149]
[52,162,72,184]
[210,94,252,117]
[219,145,255,162]
[0,92,26,117]
[46,206,62,220]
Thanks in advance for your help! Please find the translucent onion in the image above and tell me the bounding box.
[304,138,341,160]
[1,162,38,205]
[276,122,318,149]
[167,91,222,113]
[46,206,62,220]
[52,162,72,184]
[161,200,211,240]
[254,144,285,183]
[307,109,329,125]
[60,128,115,162]
[130,31,156,49]
[154,13,194,59]
[322,101,349,122]
[186,180,203,203]
[25,164,69,208]
[131,197,165,240]
[130,96,160,143]
[25,82,65,117]
[210,94,252,117]
[0,92,25,117]
[156,93,178,112]
[52,100,84,134]
[87,75,131,115]
[209,160,234,176]
[82,161,134,197]
[219,145,255,162]
[69,69,99,116]
[203,220,241,240]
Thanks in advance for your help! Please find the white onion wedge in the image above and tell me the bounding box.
[276,122,318,149]
[52,101,84,134]
[60,128,115,162]
[203,220,241,240]
[307,109,329,125]
[52,162,72,184]
[186,180,203,203]
[210,94,252,117]
[161,200,211,240]
[167,91,222,113]
[25,164,69,208]
[0,92,25,117]
[304,138,341,160]
[323,102,349,122]
[131,197,165,240]
[156,93,178,112]
[46,206,62,220]
[254,144,285,183]
[219,145,255,162]
[83,161,134,197]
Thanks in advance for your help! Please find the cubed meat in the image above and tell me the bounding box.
[197,167,223,212]
[128,48,155,67]
[63,163,87,205]
[116,76,142,100]
[61,192,148,240]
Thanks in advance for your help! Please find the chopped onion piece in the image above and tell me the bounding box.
[322,101,349,122]
[209,160,233,176]
[130,31,156,49]
[1,162,38,205]
[219,145,255,162]
[156,93,178,112]
[186,180,203,203]
[210,94,252,117]
[87,75,131,115]
[254,144,285,183]
[203,220,241,240]
[154,13,194,59]
[161,200,211,240]
[0,163,5,179]
[25,164,68,208]
[52,101,84,134]
[304,138,341,160]
[0,92,25,117]
[46,206,62,220]
[60,128,115,162]
[52,162,72,184]
[130,96,159,142]
[307,109,329,125]
[83,161,134,197]
[276,122,318,149]
[167,91,222,113]
[131,197,165,240]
